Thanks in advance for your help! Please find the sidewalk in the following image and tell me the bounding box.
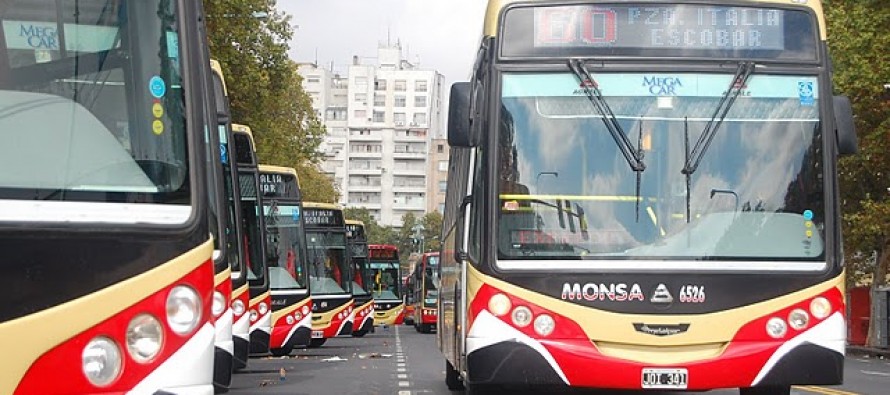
[847,345,890,358]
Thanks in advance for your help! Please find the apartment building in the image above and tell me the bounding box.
[298,43,445,227]
[427,138,449,214]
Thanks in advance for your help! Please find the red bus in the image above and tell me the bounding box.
[411,252,440,333]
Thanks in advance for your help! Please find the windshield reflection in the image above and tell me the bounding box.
[497,72,824,264]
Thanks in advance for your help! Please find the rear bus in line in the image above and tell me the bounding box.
[0,0,217,392]
[346,220,375,337]
[259,165,313,356]
[304,203,354,347]
[411,252,440,333]
[231,124,271,356]
[369,245,405,327]
[210,59,251,374]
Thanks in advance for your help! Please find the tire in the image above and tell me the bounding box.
[445,359,464,390]
[308,338,327,348]
[420,323,431,333]
[351,329,367,338]
[270,346,293,357]
[740,386,791,395]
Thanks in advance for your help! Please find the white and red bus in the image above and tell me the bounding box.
[1,0,217,392]
[439,1,857,394]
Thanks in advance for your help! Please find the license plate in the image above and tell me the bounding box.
[641,368,688,389]
[311,330,324,339]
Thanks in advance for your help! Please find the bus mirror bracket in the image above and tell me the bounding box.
[833,95,858,156]
[449,82,477,147]
[456,195,477,264]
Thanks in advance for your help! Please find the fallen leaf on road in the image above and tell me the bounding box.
[322,356,348,362]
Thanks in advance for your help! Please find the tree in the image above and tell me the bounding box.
[204,0,338,203]
[421,212,444,253]
[826,0,890,347]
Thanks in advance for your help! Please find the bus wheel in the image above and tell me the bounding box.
[445,359,464,390]
[351,330,367,338]
[308,338,327,348]
[270,346,293,357]
[740,386,791,395]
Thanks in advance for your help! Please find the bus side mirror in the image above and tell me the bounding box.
[833,95,858,156]
[455,195,474,263]
[448,82,477,148]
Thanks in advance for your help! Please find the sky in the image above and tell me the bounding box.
[279,0,489,88]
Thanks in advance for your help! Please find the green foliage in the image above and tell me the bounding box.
[826,0,890,289]
[204,0,338,203]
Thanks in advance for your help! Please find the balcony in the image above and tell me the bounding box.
[393,129,427,142]
[393,150,426,159]
[349,130,383,141]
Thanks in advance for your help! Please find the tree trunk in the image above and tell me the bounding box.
[866,241,890,348]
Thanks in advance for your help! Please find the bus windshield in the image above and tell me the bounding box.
[370,261,401,300]
[263,203,307,290]
[497,72,824,268]
[240,173,265,282]
[0,0,191,224]
[306,231,349,295]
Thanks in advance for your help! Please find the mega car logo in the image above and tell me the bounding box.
[561,282,645,302]
[643,76,683,96]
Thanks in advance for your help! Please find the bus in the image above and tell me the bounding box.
[210,60,251,374]
[411,252,440,333]
[0,0,218,393]
[370,245,405,327]
[232,124,271,356]
[259,165,313,356]
[346,220,375,337]
[439,1,858,394]
[304,202,354,347]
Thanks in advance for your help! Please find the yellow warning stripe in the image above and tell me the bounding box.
[795,385,860,395]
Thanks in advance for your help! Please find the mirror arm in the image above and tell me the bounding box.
[456,195,478,265]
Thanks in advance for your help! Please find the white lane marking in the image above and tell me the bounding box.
[398,367,406,372]
[399,391,411,395]
[397,363,406,367]
[396,323,411,392]
[399,381,410,387]
[398,373,408,379]
[861,370,890,377]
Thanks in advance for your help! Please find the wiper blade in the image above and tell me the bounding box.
[567,59,645,172]
[682,61,756,175]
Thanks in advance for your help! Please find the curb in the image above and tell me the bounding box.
[847,345,890,358]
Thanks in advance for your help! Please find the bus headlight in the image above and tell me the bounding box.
[810,297,832,320]
[488,294,512,317]
[212,291,226,318]
[286,315,295,325]
[249,310,258,322]
[788,309,810,330]
[511,306,533,328]
[302,306,310,315]
[294,312,303,321]
[82,337,122,387]
[766,317,787,338]
[166,285,202,335]
[259,302,269,315]
[126,314,164,363]
[232,300,246,317]
[533,314,555,336]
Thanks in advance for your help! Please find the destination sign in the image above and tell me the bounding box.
[259,172,300,199]
[303,208,344,227]
[369,248,398,260]
[501,4,817,60]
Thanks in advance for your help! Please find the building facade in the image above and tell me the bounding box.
[427,138,450,214]
[299,44,445,227]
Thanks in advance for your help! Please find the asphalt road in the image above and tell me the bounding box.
[230,325,890,395]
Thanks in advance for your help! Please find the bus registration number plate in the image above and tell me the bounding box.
[311,330,324,338]
[641,368,687,389]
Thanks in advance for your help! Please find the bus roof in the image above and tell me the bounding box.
[345,219,365,227]
[483,0,826,40]
[303,201,340,210]
[258,164,298,179]
[209,59,228,95]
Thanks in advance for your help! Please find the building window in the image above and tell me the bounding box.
[354,76,368,89]
[416,80,428,92]
[437,144,444,153]
[438,160,448,171]
[306,76,320,84]
[355,93,367,103]
[395,79,407,91]
[354,110,367,119]
[375,78,387,91]
[438,181,447,193]
[395,96,406,107]
[438,203,445,213]
[414,96,427,107]
[413,113,426,125]
[373,111,385,123]
[394,112,406,125]
[374,94,385,107]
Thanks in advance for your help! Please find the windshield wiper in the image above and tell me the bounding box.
[567,59,646,221]
[567,59,645,172]
[681,61,755,222]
